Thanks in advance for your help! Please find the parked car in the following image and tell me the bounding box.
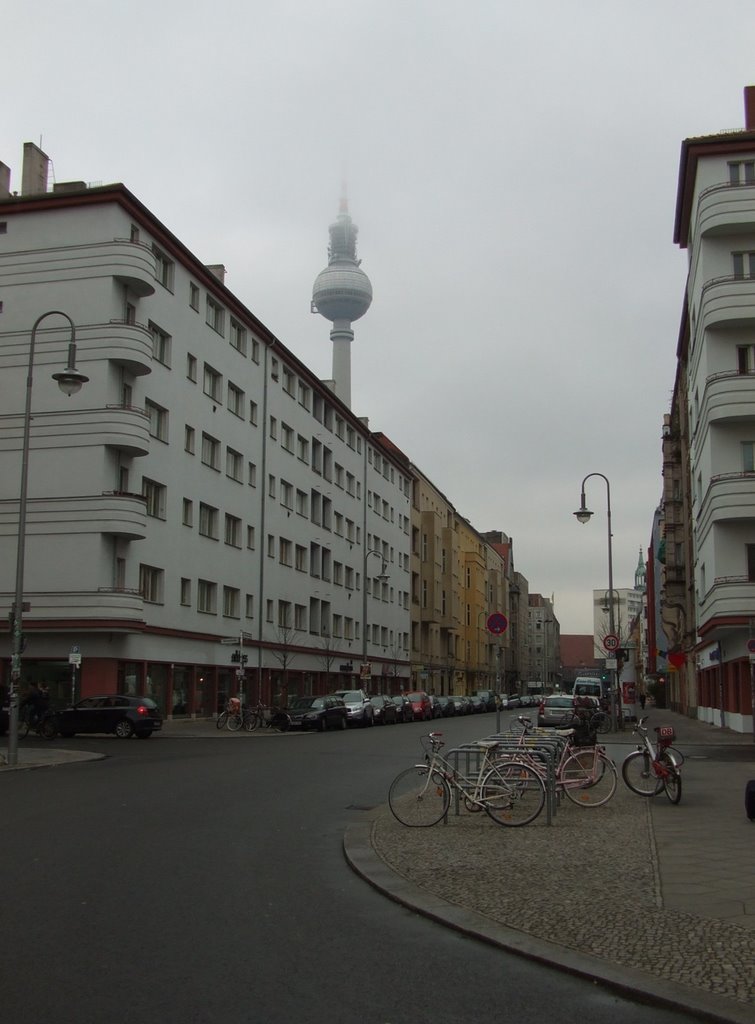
[449,694,469,715]
[474,690,497,712]
[288,695,347,731]
[369,695,398,725]
[506,695,522,709]
[429,695,444,719]
[435,695,456,717]
[334,689,374,727]
[44,695,163,739]
[468,695,486,714]
[390,694,414,722]
[403,691,433,722]
[537,695,578,728]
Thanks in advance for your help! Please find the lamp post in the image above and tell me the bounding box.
[7,311,89,766]
[361,548,389,688]
[573,472,619,731]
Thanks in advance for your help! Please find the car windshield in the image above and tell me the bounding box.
[406,692,424,700]
[547,698,573,707]
[337,691,362,702]
[291,697,322,710]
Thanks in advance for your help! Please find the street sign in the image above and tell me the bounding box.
[69,642,81,666]
[747,639,755,654]
[603,634,620,652]
[486,612,508,635]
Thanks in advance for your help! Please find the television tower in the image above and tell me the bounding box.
[311,189,372,408]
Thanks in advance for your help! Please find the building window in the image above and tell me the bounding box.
[281,422,294,453]
[280,480,293,509]
[201,432,220,470]
[249,400,258,426]
[199,502,219,539]
[152,245,174,290]
[732,251,755,279]
[737,345,754,374]
[187,354,197,382]
[279,538,292,566]
[225,514,241,547]
[251,338,260,363]
[296,489,308,517]
[748,544,755,582]
[230,318,247,355]
[268,474,276,499]
[139,564,164,603]
[269,416,277,440]
[298,382,310,409]
[203,364,222,402]
[247,525,256,549]
[743,441,755,473]
[197,579,217,614]
[271,357,279,381]
[142,478,166,519]
[295,545,307,572]
[206,296,225,335]
[278,600,292,628]
[295,604,306,630]
[245,594,254,619]
[282,367,295,395]
[189,282,200,310]
[248,461,257,487]
[184,425,195,454]
[227,382,244,418]
[145,399,168,442]
[728,160,755,184]
[182,498,193,527]
[149,321,171,367]
[266,599,274,623]
[267,534,275,558]
[297,435,309,463]
[223,587,240,618]
[180,578,191,606]
[226,447,243,482]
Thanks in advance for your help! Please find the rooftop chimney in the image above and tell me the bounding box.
[745,85,755,131]
[21,142,50,196]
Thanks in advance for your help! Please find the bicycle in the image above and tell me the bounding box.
[505,715,618,807]
[621,717,682,804]
[19,705,56,739]
[216,698,245,732]
[388,732,546,828]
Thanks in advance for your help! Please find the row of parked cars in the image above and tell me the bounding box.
[287,688,506,731]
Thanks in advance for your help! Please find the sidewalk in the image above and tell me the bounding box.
[345,709,755,1024]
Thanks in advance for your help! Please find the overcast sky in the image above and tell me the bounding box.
[3,1,754,633]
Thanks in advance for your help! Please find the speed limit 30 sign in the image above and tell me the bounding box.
[603,634,620,652]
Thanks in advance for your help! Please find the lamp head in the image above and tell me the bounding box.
[574,507,593,524]
[53,368,89,396]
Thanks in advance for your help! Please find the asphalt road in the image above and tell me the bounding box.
[3,713,702,1024]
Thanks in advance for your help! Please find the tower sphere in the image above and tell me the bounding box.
[312,262,373,323]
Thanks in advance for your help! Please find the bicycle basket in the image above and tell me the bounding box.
[654,725,675,749]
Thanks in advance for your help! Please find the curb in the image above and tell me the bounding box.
[343,818,753,1024]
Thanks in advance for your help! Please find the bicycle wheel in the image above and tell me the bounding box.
[660,752,682,804]
[216,711,229,730]
[243,712,259,732]
[592,713,611,735]
[227,713,243,732]
[481,760,545,827]
[388,766,450,827]
[622,749,663,796]
[562,750,617,807]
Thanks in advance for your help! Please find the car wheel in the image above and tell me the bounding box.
[40,719,58,740]
[115,719,134,738]
[318,716,327,732]
[339,715,347,730]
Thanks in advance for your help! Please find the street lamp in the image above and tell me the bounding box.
[7,311,89,766]
[361,548,389,687]
[573,472,619,731]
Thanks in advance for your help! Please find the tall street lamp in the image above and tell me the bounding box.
[361,548,389,688]
[7,311,89,766]
[573,472,619,731]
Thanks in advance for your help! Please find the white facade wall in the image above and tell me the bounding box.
[0,188,411,705]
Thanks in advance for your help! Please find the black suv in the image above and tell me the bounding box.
[45,695,163,739]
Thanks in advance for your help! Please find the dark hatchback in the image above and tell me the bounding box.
[288,695,347,731]
[369,695,398,725]
[44,695,163,739]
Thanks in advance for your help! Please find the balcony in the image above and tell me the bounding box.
[701,370,755,425]
[0,588,145,628]
[697,473,755,540]
[698,275,755,332]
[698,576,755,629]
[696,181,755,239]
[0,492,147,540]
[0,404,150,459]
[0,239,156,297]
[79,320,154,376]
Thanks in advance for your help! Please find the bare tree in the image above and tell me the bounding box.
[269,623,301,705]
[316,633,338,691]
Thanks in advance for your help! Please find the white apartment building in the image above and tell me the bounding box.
[0,144,411,716]
[670,87,755,732]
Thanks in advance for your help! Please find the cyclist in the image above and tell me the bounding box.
[20,682,46,728]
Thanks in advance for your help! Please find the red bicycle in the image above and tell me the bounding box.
[621,717,682,804]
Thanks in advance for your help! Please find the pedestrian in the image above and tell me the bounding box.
[639,691,647,710]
